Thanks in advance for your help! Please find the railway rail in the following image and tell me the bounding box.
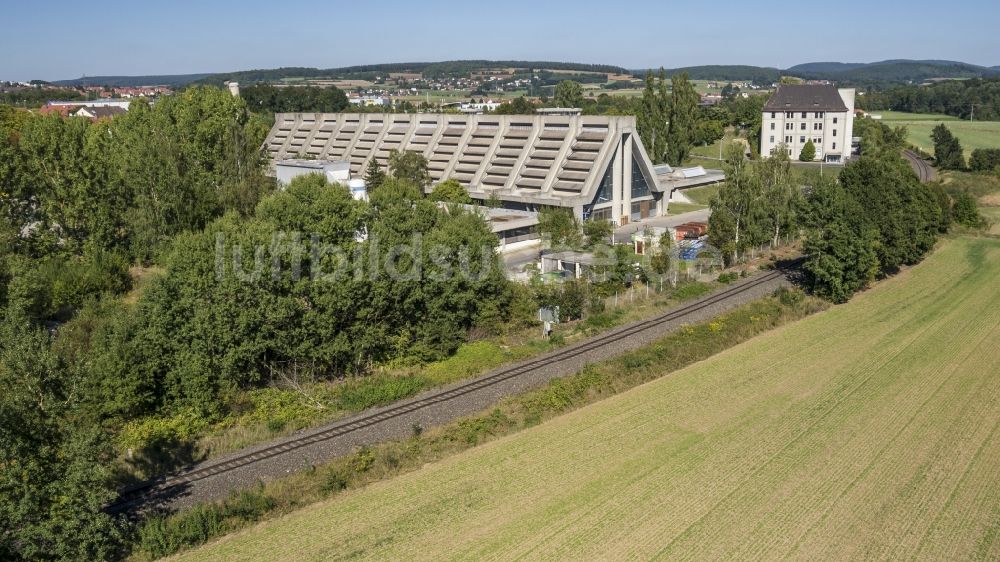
[903,150,936,182]
[109,264,795,513]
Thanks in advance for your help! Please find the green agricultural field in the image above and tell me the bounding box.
[178,237,1000,562]
[877,110,1000,158]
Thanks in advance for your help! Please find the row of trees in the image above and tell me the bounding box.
[708,144,800,264]
[857,78,1000,120]
[0,87,88,107]
[240,84,350,115]
[635,70,721,166]
[710,117,981,304]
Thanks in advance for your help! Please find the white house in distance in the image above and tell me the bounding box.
[760,84,855,162]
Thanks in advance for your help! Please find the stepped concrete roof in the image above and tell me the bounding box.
[764,84,848,112]
[263,113,663,208]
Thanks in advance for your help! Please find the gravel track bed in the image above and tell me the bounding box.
[119,269,792,513]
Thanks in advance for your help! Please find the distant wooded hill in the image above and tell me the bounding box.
[648,60,1000,87]
[52,61,628,88]
[48,59,1000,89]
[52,73,213,87]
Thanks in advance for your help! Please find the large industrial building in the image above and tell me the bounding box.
[263,113,669,225]
[760,84,855,163]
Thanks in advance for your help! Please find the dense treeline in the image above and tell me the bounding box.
[657,65,781,86]
[0,87,86,107]
[2,88,272,265]
[1,88,276,558]
[0,84,524,559]
[858,78,1000,120]
[54,74,212,88]
[420,60,628,79]
[72,174,511,418]
[709,118,981,303]
[240,84,350,114]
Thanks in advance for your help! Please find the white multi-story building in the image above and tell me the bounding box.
[760,84,855,163]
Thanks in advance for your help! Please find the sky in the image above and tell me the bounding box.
[2,0,999,82]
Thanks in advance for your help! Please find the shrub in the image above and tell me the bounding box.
[717,272,739,284]
[951,190,985,228]
[137,487,275,558]
[333,374,429,412]
[799,140,816,162]
[775,286,805,307]
[423,341,506,385]
[672,282,712,301]
[969,148,1000,172]
[321,467,350,493]
[584,310,623,332]
[117,409,210,453]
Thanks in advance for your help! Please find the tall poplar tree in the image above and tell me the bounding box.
[666,72,699,166]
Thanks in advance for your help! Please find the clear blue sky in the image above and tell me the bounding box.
[2,0,998,82]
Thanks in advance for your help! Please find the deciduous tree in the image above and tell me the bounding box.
[554,80,583,108]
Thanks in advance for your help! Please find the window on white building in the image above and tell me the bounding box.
[771,112,776,118]
[800,123,806,130]
[771,123,775,130]
[801,112,807,118]
[833,142,837,149]
[800,136,806,143]
[833,117,838,124]
[786,123,793,130]
[833,129,837,136]
[770,135,775,143]
[785,136,792,143]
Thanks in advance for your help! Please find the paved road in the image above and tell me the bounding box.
[117,266,791,513]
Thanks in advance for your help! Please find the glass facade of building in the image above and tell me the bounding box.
[631,153,652,199]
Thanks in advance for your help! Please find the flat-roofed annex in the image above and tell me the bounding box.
[263,112,665,212]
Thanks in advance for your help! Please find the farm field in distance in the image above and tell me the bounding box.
[177,236,1000,562]
[877,110,1000,157]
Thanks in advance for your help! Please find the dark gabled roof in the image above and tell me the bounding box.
[763,84,847,111]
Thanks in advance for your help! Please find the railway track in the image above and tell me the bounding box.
[903,150,935,182]
[109,265,793,513]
